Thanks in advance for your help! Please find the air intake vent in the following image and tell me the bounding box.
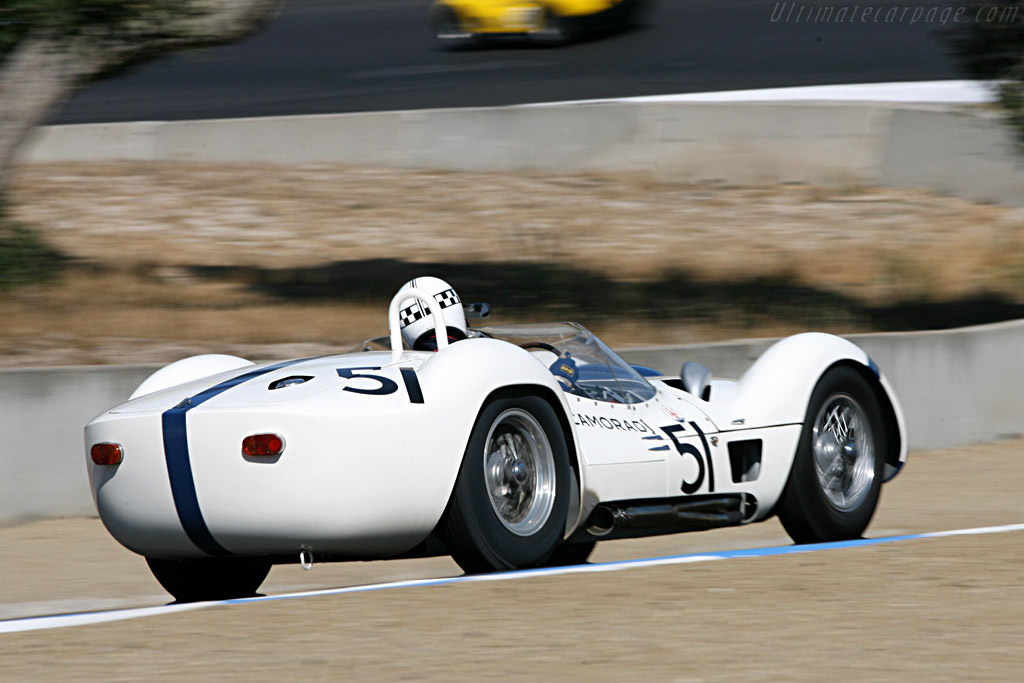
[269,375,313,390]
[728,440,762,483]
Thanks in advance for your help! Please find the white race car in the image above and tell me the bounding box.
[86,285,907,602]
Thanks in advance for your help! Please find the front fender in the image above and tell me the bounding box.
[732,333,870,427]
[719,333,907,478]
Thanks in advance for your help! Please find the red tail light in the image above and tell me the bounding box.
[91,443,124,466]
[242,434,285,458]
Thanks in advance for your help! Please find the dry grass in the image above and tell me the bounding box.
[13,162,1024,301]
[0,269,785,366]
[4,161,1024,366]
[0,270,381,366]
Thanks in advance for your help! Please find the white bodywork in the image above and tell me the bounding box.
[85,298,907,563]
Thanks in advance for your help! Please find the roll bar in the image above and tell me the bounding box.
[388,287,449,362]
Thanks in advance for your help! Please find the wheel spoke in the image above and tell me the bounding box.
[812,393,875,511]
[821,462,843,493]
[505,433,520,463]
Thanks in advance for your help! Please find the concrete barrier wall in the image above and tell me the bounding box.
[3,320,1023,525]
[0,366,158,525]
[20,101,1024,206]
[880,108,1024,203]
[620,319,1024,452]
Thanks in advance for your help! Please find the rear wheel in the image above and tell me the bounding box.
[146,557,271,603]
[777,366,886,544]
[541,540,596,567]
[442,395,571,573]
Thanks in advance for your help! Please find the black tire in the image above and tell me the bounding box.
[777,366,887,544]
[541,540,596,567]
[530,7,577,45]
[586,0,639,35]
[430,4,475,50]
[146,556,272,603]
[442,395,572,573]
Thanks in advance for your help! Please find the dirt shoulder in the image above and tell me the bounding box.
[2,439,1023,680]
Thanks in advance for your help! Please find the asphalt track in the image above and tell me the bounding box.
[54,0,965,124]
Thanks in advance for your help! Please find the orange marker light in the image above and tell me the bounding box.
[242,434,285,458]
[91,443,124,466]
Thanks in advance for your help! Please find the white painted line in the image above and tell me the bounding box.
[2,521,1022,635]
[528,80,996,107]
[0,602,210,634]
[918,522,1024,538]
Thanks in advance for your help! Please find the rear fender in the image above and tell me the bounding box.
[131,354,253,400]
[411,338,585,537]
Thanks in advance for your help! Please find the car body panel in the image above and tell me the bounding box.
[434,0,639,37]
[439,0,624,31]
[88,341,579,559]
[86,324,906,562]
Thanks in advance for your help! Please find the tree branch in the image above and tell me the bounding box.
[0,0,289,188]
[0,34,101,180]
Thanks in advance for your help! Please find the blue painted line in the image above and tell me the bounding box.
[4,522,1024,634]
[642,435,664,440]
[161,358,316,556]
[648,445,671,451]
[227,522,1024,605]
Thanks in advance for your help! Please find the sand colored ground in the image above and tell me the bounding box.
[2,439,1022,681]
[4,162,1024,366]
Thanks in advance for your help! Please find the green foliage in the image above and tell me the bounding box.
[947,1,1024,146]
[948,1,1024,77]
[0,199,63,290]
[0,1,192,61]
[999,71,1024,146]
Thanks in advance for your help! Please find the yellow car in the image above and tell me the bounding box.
[429,0,645,48]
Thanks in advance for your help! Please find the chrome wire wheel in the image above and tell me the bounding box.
[483,408,556,536]
[443,394,570,574]
[811,393,876,511]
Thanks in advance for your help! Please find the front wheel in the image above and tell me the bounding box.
[442,395,572,573]
[146,557,271,603]
[430,4,476,50]
[776,366,887,544]
[529,8,577,45]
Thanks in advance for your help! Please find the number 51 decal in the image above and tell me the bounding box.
[336,366,424,404]
[661,422,714,494]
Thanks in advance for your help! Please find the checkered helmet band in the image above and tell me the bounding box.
[398,288,461,329]
[395,277,467,349]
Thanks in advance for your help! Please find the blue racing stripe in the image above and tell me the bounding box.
[161,358,315,556]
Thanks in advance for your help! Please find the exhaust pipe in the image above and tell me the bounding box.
[583,495,755,540]
[586,506,617,537]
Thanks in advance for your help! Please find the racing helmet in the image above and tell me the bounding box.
[395,276,468,351]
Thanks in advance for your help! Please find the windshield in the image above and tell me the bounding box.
[474,323,657,405]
